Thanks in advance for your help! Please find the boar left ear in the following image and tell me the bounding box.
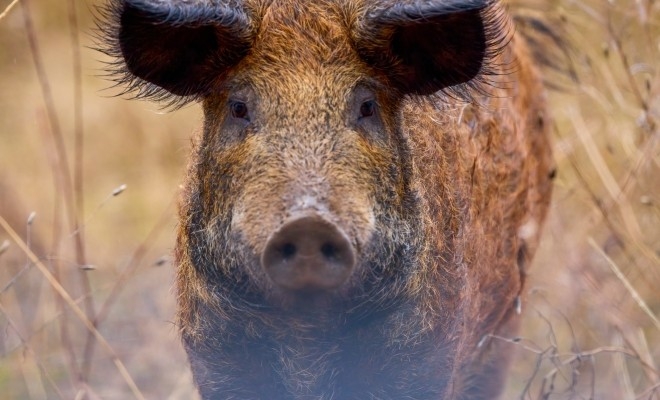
[354,0,507,96]
[100,0,253,104]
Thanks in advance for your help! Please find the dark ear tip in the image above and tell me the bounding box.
[116,0,160,19]
[121,0,170,12]
[376,0,491,21]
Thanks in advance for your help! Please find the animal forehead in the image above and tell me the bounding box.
[250,0,357,67]
[235,2,367,110]
[242,70,361,125]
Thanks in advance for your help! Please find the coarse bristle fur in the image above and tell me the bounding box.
[95,1,555,398]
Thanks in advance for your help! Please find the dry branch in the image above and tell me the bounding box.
[0,215,146,400]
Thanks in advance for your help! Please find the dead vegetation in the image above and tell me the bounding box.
[0,0,658,398]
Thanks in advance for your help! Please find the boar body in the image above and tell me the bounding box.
[104,0,554,398]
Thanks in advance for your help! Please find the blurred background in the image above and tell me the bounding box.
[0,0,657,398]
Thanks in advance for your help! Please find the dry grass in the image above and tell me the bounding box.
[503,0,660,398]
[0,0,658,399]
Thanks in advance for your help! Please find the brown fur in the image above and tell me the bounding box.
[104,0,553,398]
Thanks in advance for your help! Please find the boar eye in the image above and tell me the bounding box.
[359,100,375,119]
[230,101,249,120]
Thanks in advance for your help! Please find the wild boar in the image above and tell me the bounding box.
[102,0,554,398]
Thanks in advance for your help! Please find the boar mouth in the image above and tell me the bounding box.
[261,213,357,293]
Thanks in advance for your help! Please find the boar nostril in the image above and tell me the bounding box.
[280,243,297,260]
[261,214,356,292]
[320,242,339,262]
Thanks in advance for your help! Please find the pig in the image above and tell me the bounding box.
[102,0,554,398]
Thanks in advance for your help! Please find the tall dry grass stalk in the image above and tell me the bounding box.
[504,0,660,398]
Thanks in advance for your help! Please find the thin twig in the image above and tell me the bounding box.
[607,14,647,111]
[0,301,66,400]
[0,0,19,20]
[0,213,35,293]
[557,346,658,376]
[66,0,95,384]
[93,199,174,328]
[588,237,660,332]
[554,120,658,284]
[568,108,644,241]
[37,107,81,389]
[615,333,637,400]
[20,0,75,246]
[0,262,33,294]
[74,383,105,400]
[0,215,146,400]
[637,382,660,400]
[21,0,96,387]
[83,197,174,380]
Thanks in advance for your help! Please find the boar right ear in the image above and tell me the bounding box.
[354,0,508,96]
[101,0,252,102]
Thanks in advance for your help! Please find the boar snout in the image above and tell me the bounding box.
[261,213,356,292]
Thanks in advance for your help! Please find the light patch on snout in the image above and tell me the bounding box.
[286,192,376,259]
[290,195,330,215]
